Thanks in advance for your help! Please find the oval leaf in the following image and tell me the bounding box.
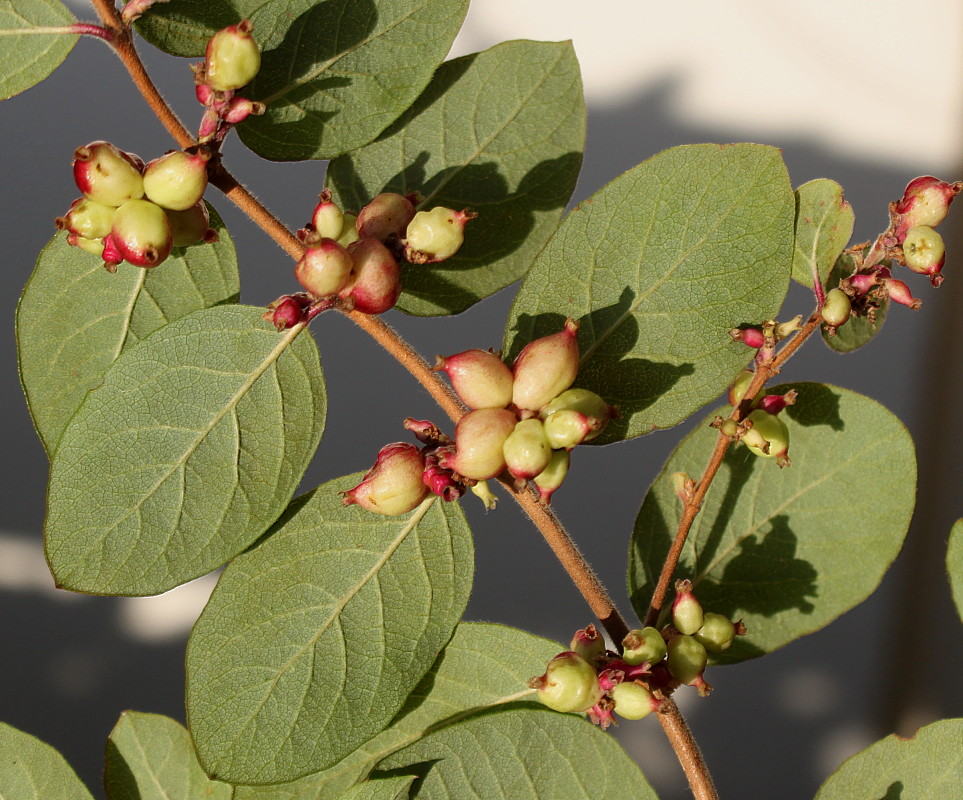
[0,0,77,100]
[628,383,916,662]
[233,623,560,799]
[821,253,889,353]
[0,721,93,800]
[18,208,239,455]
[377,707,657,800]
[791,178,854,290]
[44,305,326,596]
[327,40,584,316]
[948,519,963,622]
[105,712,232,800]
[186,483,474,785]
[814,718,963,799]
[504,143,795,442]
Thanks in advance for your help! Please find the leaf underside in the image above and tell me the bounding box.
[0,0,77,101]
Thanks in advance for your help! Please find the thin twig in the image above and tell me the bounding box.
[657,699,720,800]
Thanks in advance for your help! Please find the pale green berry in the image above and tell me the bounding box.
[110,199,173,267]
[693,613,737,654]
[821,288,852,328]
[56,197,116,240]
[621,627,667,666]
[742,408,790,464]
[543,409,598,450]
[435,349,513,410]
[902,225,945,275]
[727,369,759,408]
[503,418,552,481]
[666,635,708,686]
[672,586,704,636]
[337,213,360,247]
[205,20,261,91]
[533,449,570,503]
[311,191,344,240]
[342,442,428,516]
[142,150,209,211]
[570,624,606,663]
[512,318,580,412]
[611,682,655,720]
[295,239,354,298]
[440,408,516,480]
[166,201,215,247]
[529,652,603,713]
[540,388,614,441]
[404,206,474,263]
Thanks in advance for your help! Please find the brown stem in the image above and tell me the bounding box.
[658,699,719,800]
[644,312,822,627]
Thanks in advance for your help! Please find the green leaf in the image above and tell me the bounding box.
[105,712,232,800]
[814,718,963,799]
[336,776,415,800]
[17,208,239,455]
[377,707,658,800]
[628,383,916,662]
[44,305,325,596]
[0,721,93,800]
[231,622,560,799]
[791,179,854,290]
[0,0,77,100]
[821,253,889,353]
[186,482,474,786]
[948,519,963,622]
[327,40,584,316]
[504,143,795,442]
[129,0,241,56]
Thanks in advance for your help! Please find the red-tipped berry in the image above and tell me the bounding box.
[56,197,115,240]
[901,225,945,282]
[693,612,738,654]
[142,150,210,211]
[542,409,599,450]
[434,349,514,410]
[342,238,401,314]
[821,288,852,328]
[540,388,615,441]
[295,239,354,298]
[403,207,475,264]
[529,652,603,713]
[511,318,580,412]
[311,190,344,241]
[571,624,606,664]
[439,408,516,480]
[205,20,261,91]
[503,418,552,481]
[893,176,961,241]
[109,199,173,268]
[166,201,217,247]
[342,442,429,516]
[533,449,570,504]
[884,278,922,309]
[666,635,708,687]
[356,192,415,243]
[672,580,704,636]
[611,682,657,720]
[72,141,144,207]
[622,627,667,667]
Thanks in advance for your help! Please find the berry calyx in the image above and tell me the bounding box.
[622,627,667,667]
[434,349,514,410]
[356,192,416,243]
[502,418,552,481]
[205,20,261,91]
[438,408,516,480]
[901,225,945,280]
[403,207,476,264]
[109,199,173,268]
[511,318,580,412]
[671,580,704,636]
[341,238,401,314]
[142,149,210,211]
[72,141,144,207]
[342,442,429,516]
[821,287,852,329]
[693,612,738,654]
[529,652,603,713]
[533,449,570,504]
[294,239,354,298]
[610,681,657,720]
[56,197,115,240]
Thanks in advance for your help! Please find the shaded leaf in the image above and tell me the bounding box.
[105,712,232,800]
[629,383,916,662]
[378,707,657,800]
[328,40,584,316]
[129,0,242,56]
[0,0,77,100]
[232,622,560,799]
[44,305,325,596]
[791,178,854,290]
[948,519,963,622]
[186,483,473,786]
[814,718,963,799]
[821,253,889,353]
[0,721,93,800]
[17,207,239,455]
[504,143,795,442]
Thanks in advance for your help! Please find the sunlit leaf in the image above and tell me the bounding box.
[0,0,77,100]
[0,721,93,800]
[791,178,853,290]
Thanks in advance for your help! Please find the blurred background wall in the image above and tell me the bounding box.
[1,1,961,797]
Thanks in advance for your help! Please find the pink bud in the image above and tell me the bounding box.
[435,349,513,410]
[310,189,345,240]
[223,96,266,124]
[263,294,310,331]
[884,278,922,310]
[511,318,580,412]
[403,418,451,446]
[195,83,215,106]
[757,390,797,415]
[342,442,429,516]
[342,238,401,314]
[728,326,765,349]
[894,176,962,241]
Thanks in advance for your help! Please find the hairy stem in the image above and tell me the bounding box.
[658,699,719,800]
[644,312,822,627]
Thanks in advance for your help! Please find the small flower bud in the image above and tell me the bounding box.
[341,238,402,314]
[622,627,667,667]
[342,442,429,516]
[670,472,693,503]
[166,201,217,247]
[666,635,708,687]
[757,390,797,416]
[72,141,144,207]
[672,580,704,636]
[570,624,606,664]
[901,225,945,281]
[402,418,451,447]
[884,278,922,309]
[611,681,658,720]
[728,326,765,349]
[539,388,616,441]
[295,239,354,298]
[421,458,464,502]
[503,418,552,481]
[222,96,265,124]
[893,176,962,241]
[821,287,852,328]
[142,149,210,211]
[434,349,514,410]
[310,190,344,241]
[511,318,580,412]
[693,612,738,654]
[263,294,309,331]
[529,652,603,713]
[356,192,415,243]
[403,207,476,263]
[439,408,516,480]
[56,197,116,240]
[775,315,803,340]
[533,448,570,504]
[205,20,261,91]
[109,199,173,268]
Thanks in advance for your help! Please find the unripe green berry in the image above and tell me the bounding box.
[434,349,513,410]
[540,388,614,441]
[166,201,216,247]
[610,681,655,720]
[110,199,173,268]
[336,213,359,247]
[503,418,552,481]
[511,318,580,412]
[205,20,261,91]
[742,408,790,464]
[72,141,144,207]
[570,624,606,663]
[666,635,708,686]
[142,150,210,211]
[693,612,737,654]
[56,197,116,240]
[821,288,852,328]
[533,448,570,504]
[621,627,667,666]
[902,225,946,276]
[672,583,704,636]
[440,408,517,480]
[403,206,474,263]
[529,652,603,713]
[727,369,759,408]
[66,233,105,258]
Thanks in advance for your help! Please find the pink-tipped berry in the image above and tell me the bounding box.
[611,682,658,720]
[342,442,429,516]
[403,207,475,264]
[56,197,116,240]
[533,449,570,504]
[341,238,401,314]
[223,96,265,124]
[310,190,344,241]
[622,627,667,667]
[439,408,516,480]
[205,20,261,91]
[529,652,603,713]
[570,624,606,664]
[142,149,210,211]
[672,580,704,636]
[356,192,415,243]
[109,199,173,268]
[884,278,922,309]
[295,239,354,298]
[893,176,961,241]
[511,318,580,412]
[901,225,945,283]
[542,409,599,450]
[434,349,514,410]
[72,141,144,207]
[539,388,615,441]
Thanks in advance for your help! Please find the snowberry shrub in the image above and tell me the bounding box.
[5,2,963,799]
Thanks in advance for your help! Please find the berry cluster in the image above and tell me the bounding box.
[529,581,744,727]
[266,191,474,327]
[341,319,617,516]
[712,369,795,468]
[58,141,215,272]
[193,21,264,144]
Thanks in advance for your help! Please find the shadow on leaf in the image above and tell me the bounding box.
[781,382,845,431]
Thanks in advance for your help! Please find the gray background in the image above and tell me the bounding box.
[2,12,962,800]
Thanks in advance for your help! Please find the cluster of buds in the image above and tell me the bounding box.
[712,368,795,468]
[193,21,265,144]
[529,582,745,727]
[58,141,215,272]
[266,190,475,328]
